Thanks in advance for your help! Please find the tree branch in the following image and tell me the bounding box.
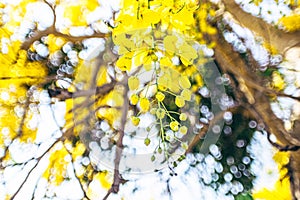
[21,1,110,50]
[222,0,300,53]
[211,31,300,146]
[103,74,129,200]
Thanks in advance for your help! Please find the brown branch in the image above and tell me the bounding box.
[289,152,300,200]
[210,30,300,146]
[185,123,209,154]
[21,1,109,50]
[103,74,129,200]
[21,26,110,50]
[209,22,300,198]
[0,76,48,80]
[266,132,300,151]
[222,0,300,53]
[48,81,117,100]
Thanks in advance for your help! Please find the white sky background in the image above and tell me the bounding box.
[1,0,297,199]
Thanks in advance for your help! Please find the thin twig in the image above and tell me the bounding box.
[10,139,61,200]
[103,74,129,200]
[21,1,109,50]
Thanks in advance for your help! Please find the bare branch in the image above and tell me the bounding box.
[48,81,117,100]
[185,123,209,154]
[266,132,300,152]
[103,74,129,200]
[21,26,110,50]
[222,0,300,53]
[21,1,109,50]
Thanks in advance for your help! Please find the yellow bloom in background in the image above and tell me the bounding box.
[179,113,187,121]
[94,171,112,190]
[63,0,99,26]
[43,142,70,185]
[179,126,188,134]
[253,178,291,200]
[253,151,292,200]
[279,14,300,32]
[272,71,285,91]
[72,142,86,160]
[97,107,121,127]
[64,5,87,26]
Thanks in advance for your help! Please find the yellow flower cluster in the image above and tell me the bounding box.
[253,151,291,200]
[279,14,300,32]
[43,142,70,185]
[112,0,210,152]
[63,0,99,26]
[0,31,48,145]
[272,71,285,91]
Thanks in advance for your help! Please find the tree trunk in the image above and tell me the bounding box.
[290,152,300,200]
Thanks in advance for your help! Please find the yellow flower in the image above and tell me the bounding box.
[144,138,151,146]
[179,43,198,66]
[94,171,112,190]
[64,5,87,26]
[150,108,157,115]
[181,142,188,150]
[133,49,157,71]
[179,75,191,89]
[279,14,300,32]
[194,73,204,87]
[181,89,192,101]
[130,94,139,105]
[163,35,178,54]
[253,178,291,200]
[116,53,133,71]
[158,73,172,89]
[272,71,285,91]
[156,108,166,119]
[179,113,187,121]
[170,121,179,131]
[155,92,165,102]
[72,142,86,159]
[128,76,140,90]
[179,126,188,134]
[131,116,140,126]
[175,96,185,107]
[140,98,150,112]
